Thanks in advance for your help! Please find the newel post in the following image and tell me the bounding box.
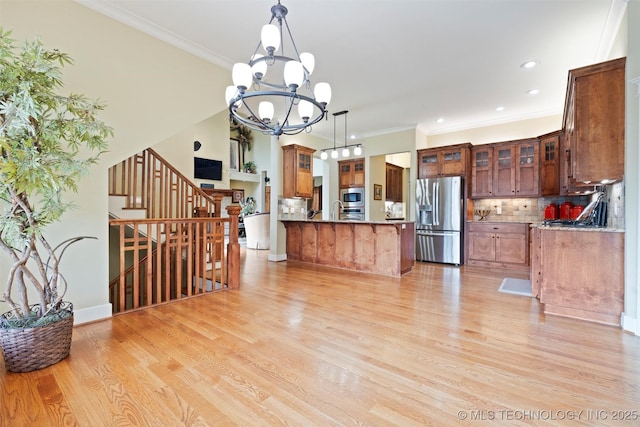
[226,205,241,289]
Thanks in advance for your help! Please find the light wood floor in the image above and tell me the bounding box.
[2,249,639,426]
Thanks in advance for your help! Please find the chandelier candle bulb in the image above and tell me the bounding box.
[251,54,267,79]
[300,52,315,75]
[298,100,313,122]
[232,63,252,91]
[259,102,274,122]
[284,61,304,89]
[261,24,280,53]
[314,82,331,105]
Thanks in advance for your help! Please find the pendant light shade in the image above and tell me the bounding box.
[284,61,304,90]
[314,82,332,105]
[298,100,313,122]
[261,24,280,54]
[259,101,274,122]
[251,54,268,79]
[300,52,315,75]
[232,63,252,92]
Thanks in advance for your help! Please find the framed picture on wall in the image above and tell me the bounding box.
[232,189,245,203]
[374,184,382,200]
[230,138,239,172]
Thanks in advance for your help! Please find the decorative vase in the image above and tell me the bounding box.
[0,302,74,373]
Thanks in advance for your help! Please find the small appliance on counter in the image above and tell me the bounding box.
[542,192,607,228]
[559,201,573,220]
[544,203,558,220]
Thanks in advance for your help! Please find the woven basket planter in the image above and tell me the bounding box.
[0,302,74,373]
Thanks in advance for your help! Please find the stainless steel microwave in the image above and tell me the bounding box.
[340,187,365,207]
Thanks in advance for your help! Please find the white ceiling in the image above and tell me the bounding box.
[76,0,626,143]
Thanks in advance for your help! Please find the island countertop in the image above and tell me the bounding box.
[281,220,415,276]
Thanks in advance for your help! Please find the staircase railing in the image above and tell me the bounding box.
[108,148,223,218]
[107,147,241,314]
[109,206,241,313]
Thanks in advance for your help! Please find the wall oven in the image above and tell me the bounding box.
[340,187,365,208]
[340,207,365,221]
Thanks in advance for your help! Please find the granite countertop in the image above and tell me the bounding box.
[279,218,414,225]
[532,223,624,233]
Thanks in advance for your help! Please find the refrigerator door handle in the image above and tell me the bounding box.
[433,181,439,226]
[417,231,457,237]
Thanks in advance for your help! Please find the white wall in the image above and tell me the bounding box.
[425,114,562,147]
[0,1,230,322]
[623,3,639,334]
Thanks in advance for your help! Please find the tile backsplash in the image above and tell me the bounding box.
[473,196,589,223]
[471,181,624,228]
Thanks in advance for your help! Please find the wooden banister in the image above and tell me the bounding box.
[108,148,221,219]
[108,148,242,314]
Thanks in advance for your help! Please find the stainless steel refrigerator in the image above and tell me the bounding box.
[415,176,463,265]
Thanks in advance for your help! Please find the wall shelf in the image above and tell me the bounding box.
[230,171,260,182]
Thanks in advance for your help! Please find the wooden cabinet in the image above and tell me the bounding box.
[514,139,539,197]
[385,163,404,202]
[282,144,315,198]
[539,131,561,196]
[563,57,625,185]
[529,226,541,298]
[470,139,539,198]
[417,143,470,179]
[467,222,529,270]
[492,143,515,197]
[338,159,365,188]
[471,145,493,197]
[538,228,624,326]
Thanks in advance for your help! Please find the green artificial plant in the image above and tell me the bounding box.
[0,29,112,327]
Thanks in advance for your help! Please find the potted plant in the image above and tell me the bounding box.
[242,160,257,174]
[0,29,112,372]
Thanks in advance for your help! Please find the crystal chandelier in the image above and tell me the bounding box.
[320,110,362,160]
[225,1,332,137]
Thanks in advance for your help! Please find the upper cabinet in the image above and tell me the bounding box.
[338,159,365,188]
[470,138,539,199]
[471,145,493,198]
[563,57,625,185]
[417,143,471,179]
[385,163,404,202]
[539,131,560,196]
[282,144,315,198]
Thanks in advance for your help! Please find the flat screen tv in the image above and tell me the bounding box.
[194,157,223,181]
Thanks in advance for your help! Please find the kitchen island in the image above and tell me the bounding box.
[281,219,415,277]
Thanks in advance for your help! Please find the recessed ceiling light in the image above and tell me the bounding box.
[527,89,540,95]
[496,106,505,112]
[521,60,538,69]
[436,117,444,123]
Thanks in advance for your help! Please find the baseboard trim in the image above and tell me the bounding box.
[621,313,639,336]
[74,303,112,325]
[268,253,287,262]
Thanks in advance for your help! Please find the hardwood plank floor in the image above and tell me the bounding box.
[2,249,639,426]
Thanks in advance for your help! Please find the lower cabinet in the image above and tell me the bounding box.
[467,222,529,270]
[535,227,624,326]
